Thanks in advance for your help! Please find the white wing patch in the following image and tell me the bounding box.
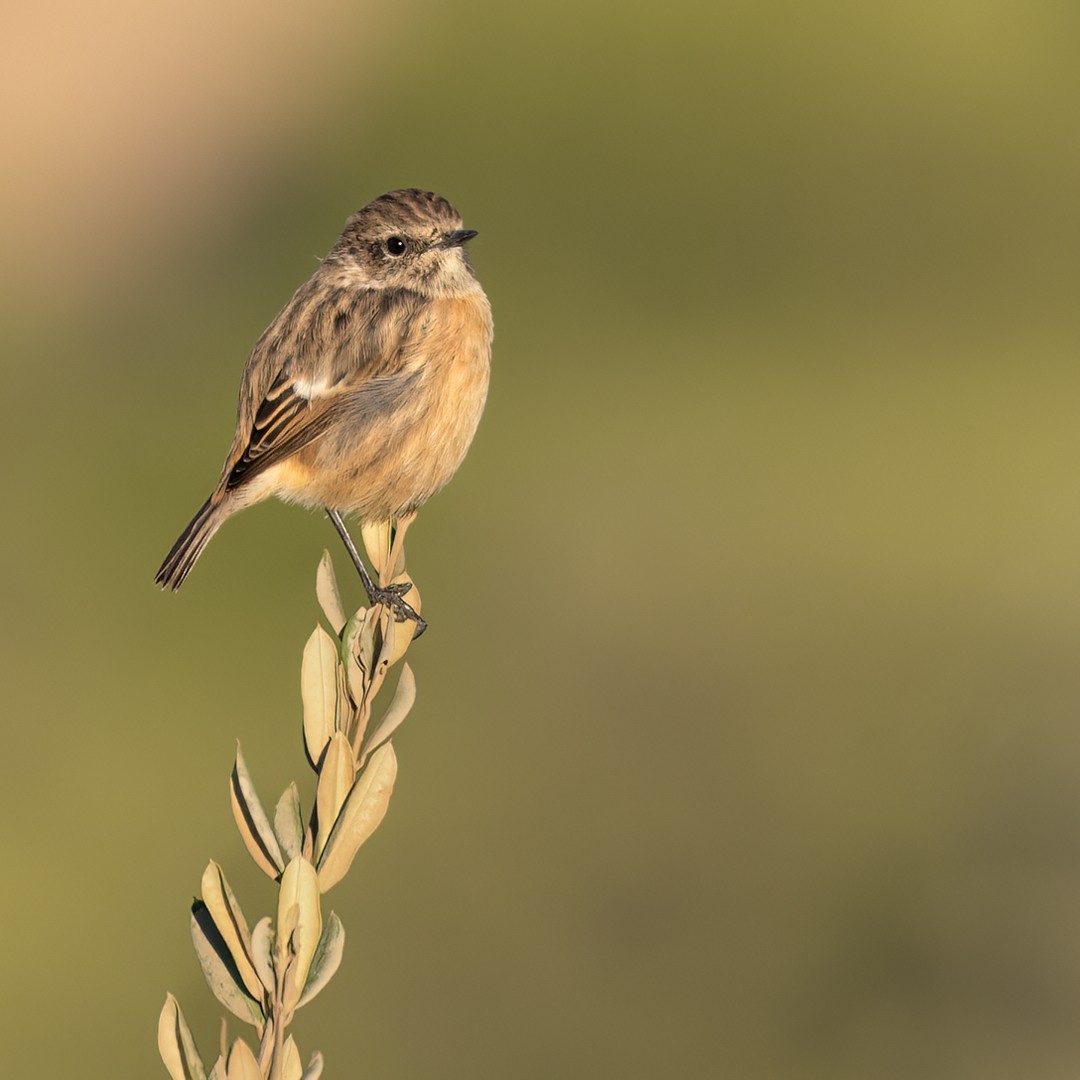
[291,374,332,399]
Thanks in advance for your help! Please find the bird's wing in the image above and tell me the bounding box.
[220,284,430,492]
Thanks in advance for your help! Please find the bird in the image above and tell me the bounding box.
[155,188,493,632]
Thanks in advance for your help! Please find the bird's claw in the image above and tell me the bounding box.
[369,582,428,637]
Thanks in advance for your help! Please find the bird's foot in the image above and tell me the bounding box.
[369,581,428,637]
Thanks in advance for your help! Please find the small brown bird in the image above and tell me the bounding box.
[155,189,493,629]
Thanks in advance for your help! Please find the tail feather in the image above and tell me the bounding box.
[155,497,224,590]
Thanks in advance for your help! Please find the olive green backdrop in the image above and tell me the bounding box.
[3,2,1080,1077]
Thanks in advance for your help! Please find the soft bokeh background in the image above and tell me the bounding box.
[4,1,1080,1076]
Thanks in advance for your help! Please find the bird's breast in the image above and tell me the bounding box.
[280,292,493,519]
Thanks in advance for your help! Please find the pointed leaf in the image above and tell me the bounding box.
[316,550,347,634]
[301,1052,325,1080]
[383,578,421,666]
[302,627,339,768]
[250,916,275,994]
[297,911,345,1009]
[386,511,416,582]
[314,733,356,861]
[360,519,392,580]
[158,994,207,1080]
[275,783,304,861]
[190,904,264,1027]
[200,862,265,1002]
[317,742,398,892]
[342,607,378,707]
[230,743,285,880]
[335,661,352,732]
[276,857,323,1014]
[363,664,416,760]
[208,1059,226,1080]
[224,1038,260,1080]
[280,1037,304,1080]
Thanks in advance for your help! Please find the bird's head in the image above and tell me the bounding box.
[329,188,481,297]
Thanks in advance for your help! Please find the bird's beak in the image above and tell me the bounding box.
[444,229,478,247]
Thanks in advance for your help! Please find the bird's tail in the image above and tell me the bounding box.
[155,496,224,590]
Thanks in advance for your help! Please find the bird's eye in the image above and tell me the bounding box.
[385,236,406,256]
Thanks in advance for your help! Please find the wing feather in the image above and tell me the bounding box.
[219,284,429,492]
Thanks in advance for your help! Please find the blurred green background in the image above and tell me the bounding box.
[4,1,1080,1077]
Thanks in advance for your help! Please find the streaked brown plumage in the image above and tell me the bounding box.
[155,189,492,620]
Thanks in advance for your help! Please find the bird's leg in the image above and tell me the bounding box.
[325,509,427,634]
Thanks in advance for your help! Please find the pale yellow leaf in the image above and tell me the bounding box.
[382,577,421,666]
[250,916,275,994]
[230,742,284,880]
[158,994,206,1080]
[301,1051,325,1080]
[343,606,378,708]
[200,862,265,1002]
[224,1038,260,1080]
[315,550,347,634]
[317,742,397,892]
[363,664,416,761]
[275,783,304,861]
[314,733,356,861]
[360,519,392,579]
[296,911,345,1009]
[386,511,416,581]
[279,1037,303,1080]
[275,857,323,1015]
[302,627,339,768]
[190,905,264,1027]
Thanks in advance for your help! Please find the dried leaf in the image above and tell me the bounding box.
[317,742,397,892]
[199,862,265,1003]
[315,550,347,635]
[314,733,356,861]
[363,614,408,712]
[296,911,345,1009]
[342,607,378,706]
[158,994,207,1080]
[334,661,352,733]
[275,857,323,1015]
[224,1038,260,1080]
[279,1037,304,1080]
[302,627,339,768]
[190,904,264,1027]
[301,1051,325,1080]
[230,743,285,880]
[360,519,392,579]
[207,1059,226,1080]
[382,578,421,667]
[275,783,304,861]
[386,511,416,581]
[250,916,275,994]
[363,664,416,760]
